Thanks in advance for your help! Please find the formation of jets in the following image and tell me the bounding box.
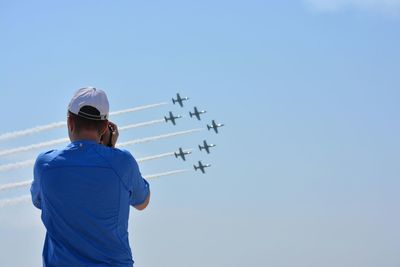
[168,93,225,174]
[173,140,215,163]
[168,93,225,134]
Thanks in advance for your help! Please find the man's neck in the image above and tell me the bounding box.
[70,131,100,143]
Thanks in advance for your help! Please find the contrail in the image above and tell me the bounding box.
[145,169,190,179]
[119,119,165,131]
[0,169,190,207]
[0,118,170,158]
[109,102,167,116]
[0,102,168,142]
[0,121,66,143]
[0,159,35,173]
[137,152,175,162]
[0,195,31,208]
[0,138,69,157]
[118,128,203,147]
[0,180,32,192]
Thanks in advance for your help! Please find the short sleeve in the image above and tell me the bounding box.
[30,154,44,209]
[129,158,150,207]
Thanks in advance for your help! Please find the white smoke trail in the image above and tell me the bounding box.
[145,169,190,179]
[0,138,69,157]
[119,119,165,131]
[0,122,66,143]
[118,128,203,147]
[109,102,168,116]
[0,195,31,208]
[0,102,168,142]
[0,118,170,158]
[0,159,35,173]
[137,152,175,162]
[0,169,190,207]
[0,180,32,192]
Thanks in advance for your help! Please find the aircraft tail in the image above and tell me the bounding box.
[174,153,178,158]
[164,117,168,122]
[172,99,176,104]
[199,145,203,151]
[207,125,211,131]
[189,112,193,118]
[194,165,198,171]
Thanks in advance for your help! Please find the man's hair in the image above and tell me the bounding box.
[68,111,108,135]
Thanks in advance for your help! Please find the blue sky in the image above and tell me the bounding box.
[0,1,399,266]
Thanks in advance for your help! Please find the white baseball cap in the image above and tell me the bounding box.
[68,87,109,120]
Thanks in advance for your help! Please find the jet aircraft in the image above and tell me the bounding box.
[194,161,211,174]
[172,93,189,107]
[174,148,192,161]
[189,107,207,121]
[207,120,225,134]
[199,140,216,154]
[164,111,182,125]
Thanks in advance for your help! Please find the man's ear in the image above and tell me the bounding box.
[100,120,109,136]
[67,116,74,132]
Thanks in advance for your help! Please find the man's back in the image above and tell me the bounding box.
[31,140,150,267]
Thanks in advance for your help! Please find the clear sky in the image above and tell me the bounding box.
[0,1,399,266]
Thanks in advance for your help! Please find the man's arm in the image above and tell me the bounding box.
[130,176,150,211]
[134,192,150,211]
[129,159,151,211]
[106,122,151,210]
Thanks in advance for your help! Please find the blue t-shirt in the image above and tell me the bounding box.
[30,140,150,267]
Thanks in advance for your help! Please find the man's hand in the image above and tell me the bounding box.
[100,121,119,148]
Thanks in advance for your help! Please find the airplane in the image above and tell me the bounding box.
[189,106,207,121]
[174,147,192,161]
[194,161,211,174]
[207,120,225,134]
[172,93,189,107]
[199,140,216,154]
[164,111,182,125]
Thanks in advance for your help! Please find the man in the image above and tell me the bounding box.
[31,87,150,267]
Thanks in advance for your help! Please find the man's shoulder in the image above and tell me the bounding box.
[94,146,137,169]
[36,149,59,163]
[34,149,60,172]
[95,145,134,160]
